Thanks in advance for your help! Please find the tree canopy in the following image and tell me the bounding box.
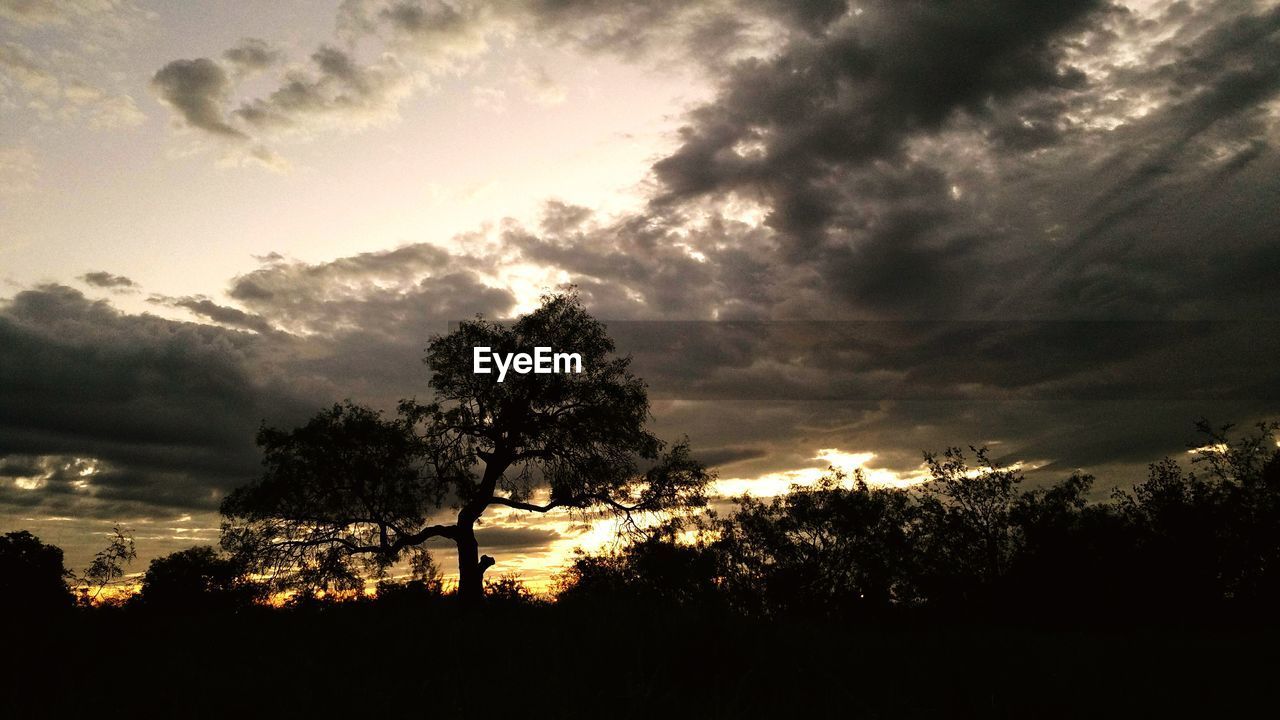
[137,546,260,610]
[0,530,73,611]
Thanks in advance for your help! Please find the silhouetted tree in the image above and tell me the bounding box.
[711,470,919,615]
[0,531,73,611]
[1112,420,1280,611]
[1186,420,1280,605]
[914,447,1023,606]
[483,574,542,607]
[136,546,260,611]
[222,291,711,603]
[373,550,444,607]
[81,525,135,604]
[556,522,723,611]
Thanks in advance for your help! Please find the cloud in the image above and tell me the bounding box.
[145,0,802,164]
[0,286,316,521]
[374,0,495,64]
[233,45,412,130]
[0,257,518,525]
[147,296,276,335]
[474,526,561,550]
[79,272,136,290]
[222,38,283,75]
[151,58,247,139]
[0,41,144,128]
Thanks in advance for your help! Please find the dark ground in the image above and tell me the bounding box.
[4,606,1278,718]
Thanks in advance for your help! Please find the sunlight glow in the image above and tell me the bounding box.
[715,448,927,498]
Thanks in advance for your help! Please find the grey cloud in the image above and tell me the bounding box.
[233,45,411,131]
[226,242,513,336]
[223,38,283,74]
[151,58,246,139]
[474,526,561,550]
[149,295,276,335]
[0,286,317,520]
[79,271,135,289]
[651,1,1100,226]
[694,445,770,469]
[378,0,490,57]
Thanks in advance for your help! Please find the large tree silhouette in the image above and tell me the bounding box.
[221,291,710,602]
[0,531,73,611]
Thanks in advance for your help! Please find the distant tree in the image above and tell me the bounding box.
[483,574,541,606]
[222,291,711,603]
[555,522,722,611]
[712,470,919,615]
[137,546,260,610]
[373,551,445,609]
[1001,471,1132,615]
[0,531,73,611]
[1186,420,1280,604]
[81,525,136,603]
[913,447,1023,605]
[1112,420,1280,609]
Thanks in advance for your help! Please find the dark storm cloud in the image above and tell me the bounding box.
[0,285,316,519]
[151,58,246,139]
[79,271,135,289]
[241,0,1278,492]
[0,264,514,522]
[574,0,1279,324]
[651,0,1099,208]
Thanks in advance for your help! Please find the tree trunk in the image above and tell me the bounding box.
[456,449,508,605]
[456,523,482,605]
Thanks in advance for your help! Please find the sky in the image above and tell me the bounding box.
[2,0,1279,588]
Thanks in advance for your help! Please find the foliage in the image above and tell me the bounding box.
[81,525,136,602]
[555,522,724,611]
[560,421,1280,618]
[136,546,262,610]
[710,471,919,614]
[0,530,74,611]
[220,290,711,600]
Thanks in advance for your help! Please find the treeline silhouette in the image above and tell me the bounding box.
[5,420,1279,621]
[560,420,1280,621]
[5,421,1280,718]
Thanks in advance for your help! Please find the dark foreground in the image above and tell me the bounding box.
[4,606,1278,719]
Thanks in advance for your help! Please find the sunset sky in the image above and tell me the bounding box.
[3,0,1278,587]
